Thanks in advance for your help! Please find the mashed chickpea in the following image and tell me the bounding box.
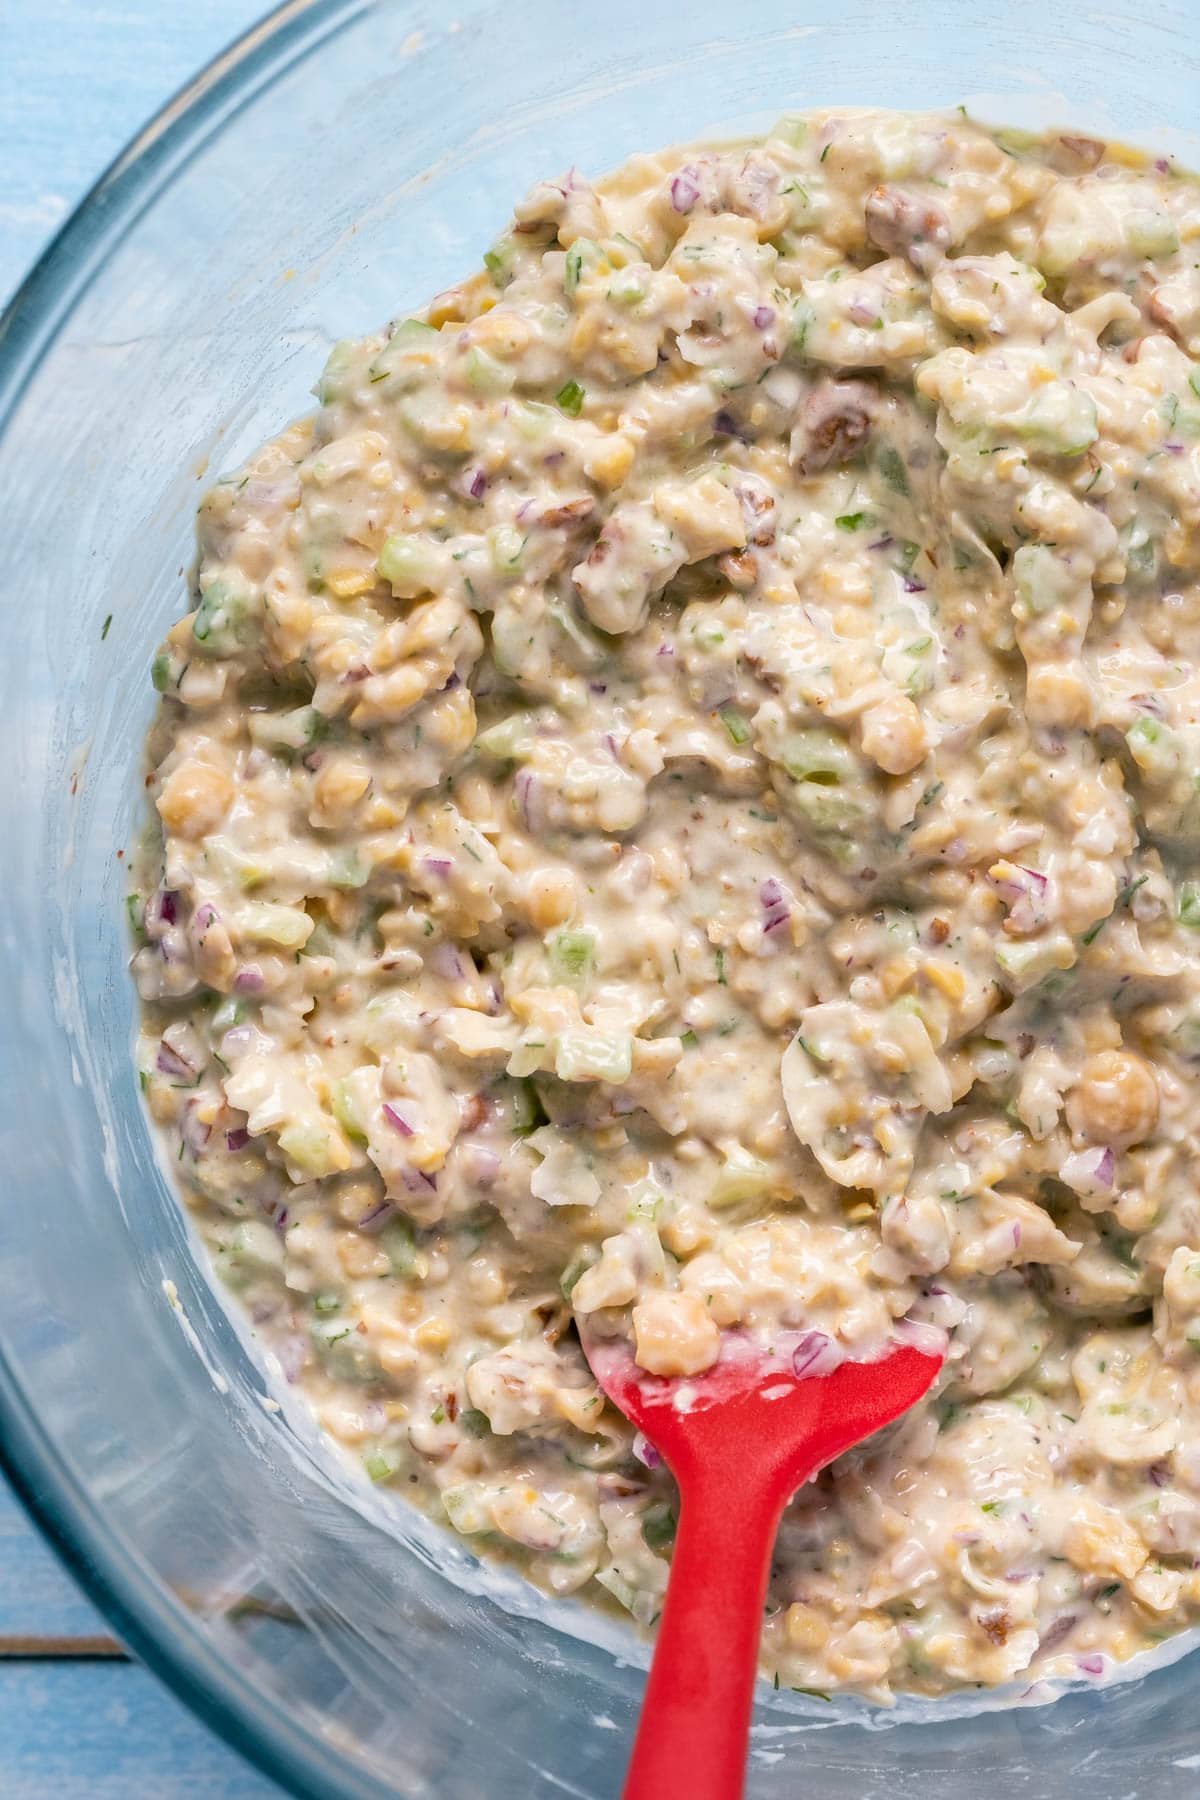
[131,108,1200,1703]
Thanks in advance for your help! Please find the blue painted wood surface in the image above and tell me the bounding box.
[3,10,287,1789]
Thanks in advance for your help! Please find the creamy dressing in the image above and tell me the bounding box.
[130,108,1200,1702]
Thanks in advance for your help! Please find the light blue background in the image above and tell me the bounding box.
[2,9,286,1790]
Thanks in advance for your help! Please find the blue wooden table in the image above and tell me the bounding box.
[2,12,287,1789]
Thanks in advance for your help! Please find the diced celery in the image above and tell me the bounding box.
[1012,544,1076,619]
[278,1122,341,1177]
[878,444,910,496]
[474,713,536,761]
[1179,884,1200,928]
[488,525,525,573]
[192,580,256,656]
[770,113,808,149]
[719,707,752,746]
[710,1145,773,1208]
[364,1447,402,1483]
[512,400,557,442]
[564,237,600,296]
[641,1502,678,1552]
[213,1221,283,1288]
[464,346,514,396]
[547,598,606,667]
[241,903,314,949]
[607,267,648,307]
[483,234,518,288]
[559,1248,598,1301]
[791,299,815,354]
[125,891,146,945]
[151,652,176,692]
[313,1292,341,1315]
[379,1217,418,1277]
[460,1407,491,1439]
[625,1178,662,1223]
[1126,714,1179,780]
[377,533,441,598]
[328,849,370,891]
[332,1078,368,1145]
[554,1029,633,1084]
[780,728,859,785]
[595,1565,638,1614]
[994,940,1052,981]
[1126,211,1180,259]
[443,1483,489,1534]
[1015,384,1098,456]
[549,928,596,986]
[301,917,337,960]
[503,1076,545,1137]
[211,996,247,1034]
[316,338,358,404]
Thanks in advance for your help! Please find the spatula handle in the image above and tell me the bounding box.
[622,1467,788,1800]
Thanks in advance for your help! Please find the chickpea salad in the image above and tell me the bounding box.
[131,108,1200,1703]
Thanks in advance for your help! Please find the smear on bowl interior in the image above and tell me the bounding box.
[129,108,1200,1703]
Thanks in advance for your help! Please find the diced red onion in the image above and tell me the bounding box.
[867,535,893,552]
[274,1206,290,1234]
[382,1103,414,1137]
[902,576,927,594]
[1038,1613,1078,1652]
[632,1431,662,1469]
[278,1336,306,1383]
[225,1127,250,1152]
[156,1040,195,1079]
[514,769,546,835]
[1076,1654,1105,1678]
[671,167,700,213]
[1059,1145,1114,1195]
[791,1331,844,1380]
[181,1103,211,1155]
[422,855,453,878]
[404,1167,438,1192]
[461,1142,501,1188]
[233,965,265,994]
[192,902,218,932]
[753,304,775,330]
[358,1199,395,1233]
[892,1317,950,1358]
[848,295,880,326]
[430,940,467,981]
[158,890,180,926]
[221,1025,256,1060]
[1149,1460,1170,1489]
[655,642,675,659]
[759,877,791,934]
[466,468,487,500]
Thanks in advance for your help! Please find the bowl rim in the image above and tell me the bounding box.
[0,8,407,1793]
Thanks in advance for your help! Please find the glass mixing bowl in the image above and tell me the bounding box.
[2,1,1200,1793]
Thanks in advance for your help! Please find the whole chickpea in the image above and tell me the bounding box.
[1066,1048,1159,1148]
[156,758,233,839]
[859,693,929,776]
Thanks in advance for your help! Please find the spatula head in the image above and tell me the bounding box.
[583,1330,943,1497]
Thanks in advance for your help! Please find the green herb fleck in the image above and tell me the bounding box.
[555,379,585,417]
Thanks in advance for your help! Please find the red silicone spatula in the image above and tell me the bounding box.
[582,1329,943,1800]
